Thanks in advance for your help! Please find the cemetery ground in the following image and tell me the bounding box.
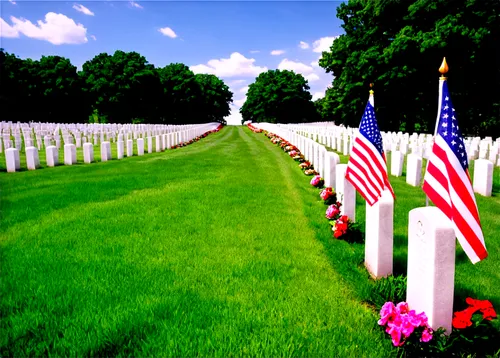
[0,126,499,357]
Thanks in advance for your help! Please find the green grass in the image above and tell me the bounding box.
[0,127,498,357]
[0,127,394,357]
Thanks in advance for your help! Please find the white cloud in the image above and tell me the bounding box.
[73,4,94,16]
[270,49,285,56]
[277,58,314,76]
[311,58,321,68]
[299,41,309,49]
[312,91,325,101]
[312,36,339,53]
[239,86,249,95]
[190,52,267,78]
[249,50,260,54]
[129,1,143,9]
[8,0,17,5]
[159,27,177,38]
[90,34,96,41]
[0,17,19,38]
[3,13,88,45]
[305,73,320,82]
[233,97,246,107]
[228,79,246,86]
[225,103,243,125]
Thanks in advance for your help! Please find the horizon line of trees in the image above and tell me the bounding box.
[0,49,233,125]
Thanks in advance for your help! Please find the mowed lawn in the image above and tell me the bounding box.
[1,126,499,357]
[0,127,394,357]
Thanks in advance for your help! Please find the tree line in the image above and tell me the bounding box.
[316,0,500,136]
[0,49,233,125]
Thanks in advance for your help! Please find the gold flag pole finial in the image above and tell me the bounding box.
[439,57,448,80]
[369,83,374,95]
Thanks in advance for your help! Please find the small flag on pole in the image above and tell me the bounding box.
[346,87,395,206]
[422,58,487,264]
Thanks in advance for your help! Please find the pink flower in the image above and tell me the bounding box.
[325,204,340,220]
[396,302,409,315]
[386,325,403,347]
[320,188,332,200]
[400,315,416,337]
[310,175,322,186]
[420,328,433,342]
[378,302,397,326]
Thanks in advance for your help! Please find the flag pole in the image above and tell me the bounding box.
[426,57,448,207]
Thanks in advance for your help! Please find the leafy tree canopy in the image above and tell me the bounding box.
[240,69,318,124]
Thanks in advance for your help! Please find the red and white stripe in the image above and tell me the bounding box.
[423,135,488,264]
[346,133,394,206]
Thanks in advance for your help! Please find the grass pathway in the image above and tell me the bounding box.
[0,126,394,357]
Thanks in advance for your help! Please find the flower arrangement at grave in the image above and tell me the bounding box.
[378,302,433,347]
[310,175,324,188]
[304,169,318,176]
[329,215,363,242]
[320,187,337,205]
[284,145,296,152]
[299,161,312,170]
[293,154,304,162]
[247,123,262,133]
[289,149,298,157]
[325,202,342,220]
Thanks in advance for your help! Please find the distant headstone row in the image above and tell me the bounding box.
[1,121,222,173]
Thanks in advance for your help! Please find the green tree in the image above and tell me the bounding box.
[194,74,232,124]
[240,69,317,124]
[80,50,162,123]
[320,0,500,136]
[157,63,201,124]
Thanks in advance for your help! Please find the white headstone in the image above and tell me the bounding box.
[147,137,153,154]
[365,189,394,278]
[137,138,144,156]
[336,164,356,222]
[117,141,124,159]
[406,154,422,187]
[155,135,161,152]
[101,141,112,162]
[5,148,18,173]
[83,143,94,164]
[45,146,58,167]
[324,151,339,188]
[390,151,404,177]
[407,207,455,335]
[473,159,493,197]
[64,144,76,165]
[126,139,133,157]
[25,146,39,170]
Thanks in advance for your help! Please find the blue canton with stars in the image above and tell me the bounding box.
[359,101,384,155]
[437,81,468,171]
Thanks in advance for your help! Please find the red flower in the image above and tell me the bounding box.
[452,307,475,329]
[466,297,493,310]
[334,229,343,238]
[481,307,497,321]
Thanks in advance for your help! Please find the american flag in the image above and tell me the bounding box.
[423,81,487,264]
[346,99,395,206]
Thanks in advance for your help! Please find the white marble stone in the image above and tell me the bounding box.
[336,164,356,222]
[5,148,18,172]
[26,146,39,170]
[155,135,161,152]
[64,144,76,165]
[390,151,404,177]
[406,154,422,187]
[365,189,394,278]
[101,141,112,162]
[147,137,153,154]
[407,207,455,335]
[324,151,339,188]
[126,139,133,157]
[83,143,94,164]
[117,141,124,159]
[473,159,493,197]
[137,138,144,156]
[45,145,58,167]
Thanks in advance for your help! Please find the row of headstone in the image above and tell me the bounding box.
[277,123,497,198]
[4,122,220,173]
[253,121,491,336]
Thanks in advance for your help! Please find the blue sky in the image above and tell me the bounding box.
[0,0,345,124]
